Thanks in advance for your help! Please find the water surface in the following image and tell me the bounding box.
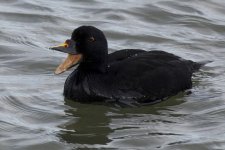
[1,0,225,149]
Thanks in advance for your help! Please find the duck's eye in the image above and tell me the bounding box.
[88,37,95,42]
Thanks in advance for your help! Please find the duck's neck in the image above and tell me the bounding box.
[77,44,109,73]
[78,56,108,73]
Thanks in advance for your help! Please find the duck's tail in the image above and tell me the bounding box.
[192,60,212,71]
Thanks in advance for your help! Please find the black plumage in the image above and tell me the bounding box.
[51,26,205,105]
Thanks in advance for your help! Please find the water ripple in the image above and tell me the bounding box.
[1,0,225,149]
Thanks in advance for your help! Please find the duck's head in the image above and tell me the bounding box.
[50,26,108,74]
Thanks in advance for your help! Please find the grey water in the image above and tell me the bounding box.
[0,0,225,149]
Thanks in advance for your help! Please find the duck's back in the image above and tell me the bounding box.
[87,51,197,103]
[64,51,198,104]
[108,49,146,62]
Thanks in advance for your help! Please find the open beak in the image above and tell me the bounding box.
[50,40,82,74]
[55,54,82,75]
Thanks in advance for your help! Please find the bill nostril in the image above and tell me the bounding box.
[65,39,72,47]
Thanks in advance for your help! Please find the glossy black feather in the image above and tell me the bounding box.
[108,49,146,63]
[61,26,203,105]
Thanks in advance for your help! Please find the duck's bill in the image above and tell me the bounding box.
[49,40,77,55]
[55,54,82,75]
[50,40,81,74]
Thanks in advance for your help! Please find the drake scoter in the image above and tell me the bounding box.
[50,26,206,105]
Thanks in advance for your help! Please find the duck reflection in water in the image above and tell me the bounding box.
[58,99,112,145]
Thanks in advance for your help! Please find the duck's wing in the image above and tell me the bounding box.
[90,51,196,103]
[108,49,146,63]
